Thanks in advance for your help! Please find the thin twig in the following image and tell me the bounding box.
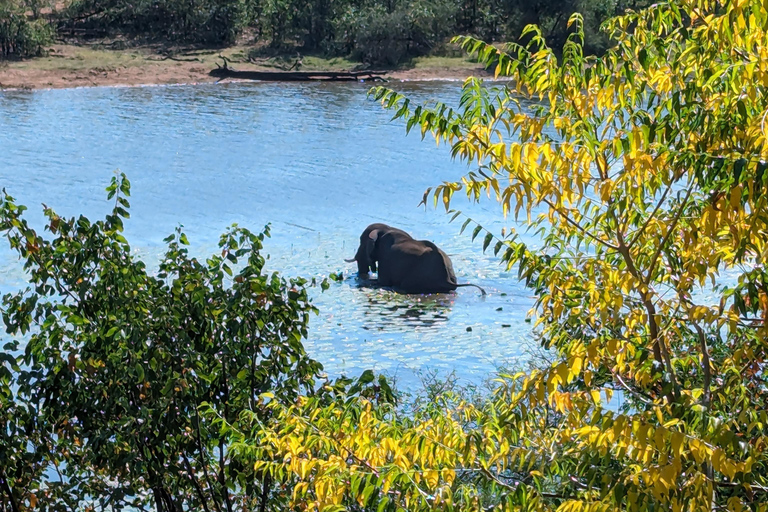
[627,179,676,248]
[182,453,211,512]
[479,464,565,499]
[541,198,620,250]
[612,370,655,406]
[644,186,694,287]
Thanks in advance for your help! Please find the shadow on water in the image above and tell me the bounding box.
[354,280,455,332]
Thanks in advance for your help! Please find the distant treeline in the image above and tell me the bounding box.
[2,0,649,63]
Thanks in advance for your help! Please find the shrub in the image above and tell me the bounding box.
[0,0,52,58]
[0,174,325,511]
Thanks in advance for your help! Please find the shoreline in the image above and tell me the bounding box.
[0,43,493,91]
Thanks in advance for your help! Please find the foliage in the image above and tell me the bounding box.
[229,0,768,509]
[248,0,648,62]
[0,0,52,58]
[0,173,329,511]
[59,0,248,44]
[330,0,459,65]
[454,0,632,56]
[51,0,645,62]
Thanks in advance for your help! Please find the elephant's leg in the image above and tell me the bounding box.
[375,261,394,287]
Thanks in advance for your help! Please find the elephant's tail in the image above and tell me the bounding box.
[456,283,487,296]
[344,257,356,262]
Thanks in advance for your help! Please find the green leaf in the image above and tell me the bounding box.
[358,370,375,385]
[482,232,494,252]
[460,218,472,235]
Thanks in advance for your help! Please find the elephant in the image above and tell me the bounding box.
[345,223,486,295]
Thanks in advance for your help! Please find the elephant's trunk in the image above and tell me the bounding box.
[345,255,370,277]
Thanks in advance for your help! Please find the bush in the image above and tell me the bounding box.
[0,0,52,58]
[0,174,326,511]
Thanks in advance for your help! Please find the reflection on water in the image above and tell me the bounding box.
[0,81,538,388]
[359,286,455,331]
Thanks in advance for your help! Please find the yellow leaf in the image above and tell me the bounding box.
[424,469,439,489]
[670,432,684,458]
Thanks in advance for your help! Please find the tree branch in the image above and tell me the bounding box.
[0,473,20,512]
[195,408,224,512]
[627,179,675,248]
[615,231,679,400]
[258,472,271,512]
[644,186,694,287]
[182,453,211,512]
[541,198,619,250]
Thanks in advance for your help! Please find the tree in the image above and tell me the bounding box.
[58,0,248,44]
[0,0,52,59]
[0,174,326,511]
[228,0,768,509]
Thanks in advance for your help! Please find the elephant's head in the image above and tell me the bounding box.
[356,226,380,276]
[346,224,383,277]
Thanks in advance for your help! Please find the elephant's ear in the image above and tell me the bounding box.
[364,229,379,273]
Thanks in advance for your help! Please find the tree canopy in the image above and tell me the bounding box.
[0,0,52,58]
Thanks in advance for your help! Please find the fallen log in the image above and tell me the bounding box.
[209,66,388,82]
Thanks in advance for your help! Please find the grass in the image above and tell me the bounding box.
[5,40,484,72]
[407,55,485,70]
[4,44,256,71]
[7,45,146,71]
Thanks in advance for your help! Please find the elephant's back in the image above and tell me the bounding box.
[435,246,458,284]
[393,239,433,256]
[419,240,458,284]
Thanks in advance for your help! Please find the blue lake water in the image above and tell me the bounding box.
[0,81,541,388]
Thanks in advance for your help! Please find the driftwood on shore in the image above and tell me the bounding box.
[209,65,388,82]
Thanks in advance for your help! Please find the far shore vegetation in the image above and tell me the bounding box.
[0,0,650,72]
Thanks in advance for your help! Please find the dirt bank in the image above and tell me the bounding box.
[0,44,493,90]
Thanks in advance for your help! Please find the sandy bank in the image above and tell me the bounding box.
[0,44,493,91]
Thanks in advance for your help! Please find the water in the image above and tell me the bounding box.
[0,81,539,388]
